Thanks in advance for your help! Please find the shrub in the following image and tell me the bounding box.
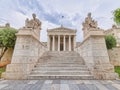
[114,66,120,77]
[0,27,17,60]
[0,67,6,77]
[105,35,116,49]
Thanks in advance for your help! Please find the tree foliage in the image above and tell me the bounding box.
[113,8,120,25]
[0,27,17,60]
[105,35,116,49]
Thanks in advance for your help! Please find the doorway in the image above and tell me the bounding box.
[60,43,63,51]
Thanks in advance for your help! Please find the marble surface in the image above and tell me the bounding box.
[0,80,120,90]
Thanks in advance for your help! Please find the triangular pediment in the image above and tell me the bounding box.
[47,26,76,32]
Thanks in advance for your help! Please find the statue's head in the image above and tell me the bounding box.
[32,13,36,19]
[88,12,91,17]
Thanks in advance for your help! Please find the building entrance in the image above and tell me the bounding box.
[60,43,63,51]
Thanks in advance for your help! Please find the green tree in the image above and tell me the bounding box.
[0,28,17,60]
[113,8,120,25]
[105,35,116,49]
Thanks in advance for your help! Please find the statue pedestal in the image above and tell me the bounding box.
[75,29,118,79]
[2,28,47,79]
[17,28,40,40]
[88,30,118,79]
[84,28,104,40]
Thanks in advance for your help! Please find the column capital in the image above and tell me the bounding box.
[69,35,71,37]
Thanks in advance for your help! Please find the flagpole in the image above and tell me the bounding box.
[61,16,64,27]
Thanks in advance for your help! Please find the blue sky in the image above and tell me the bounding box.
[0,0,120,42]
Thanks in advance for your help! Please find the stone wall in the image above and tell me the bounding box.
[75,37,93,68]
[2,28,47,79]
[75,30,118,79]
[108,47,120,66]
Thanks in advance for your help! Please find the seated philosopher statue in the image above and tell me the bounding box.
[25,13,41,30]
[82,12,98,30]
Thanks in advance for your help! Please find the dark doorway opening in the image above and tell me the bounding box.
[60,43,63,51]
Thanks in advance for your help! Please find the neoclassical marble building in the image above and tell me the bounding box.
[2,13,118,80]
[47,26,76,51]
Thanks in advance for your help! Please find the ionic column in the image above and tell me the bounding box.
[63,35,66,51]
[52,35,55,51]
[73,35,76,51]
[69,35,71,51]
[47,35,50,51]
[58,35,60,51]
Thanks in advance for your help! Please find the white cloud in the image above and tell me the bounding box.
[0,0,120,42]
[41,20,58,41]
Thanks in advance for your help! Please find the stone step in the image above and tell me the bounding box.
[46,51,80,56]
[28,51,94,80]
[32,67,89,71]
[36,64,86,67]
[39,61,83,63]
[32,69,89,72]
[39,57,83,59]
[40,57,82,59]
[43,55,80,57]
[42,56,82,57]
[28,75,94,80]
[39,60,83,62]
[31,71,90,75]
[36,63,85,65]
[38,61,84,65]
[39,59,84,61]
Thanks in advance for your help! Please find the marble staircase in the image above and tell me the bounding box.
[28,51,94,79]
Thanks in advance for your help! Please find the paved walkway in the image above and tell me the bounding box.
[0,80,120,90]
